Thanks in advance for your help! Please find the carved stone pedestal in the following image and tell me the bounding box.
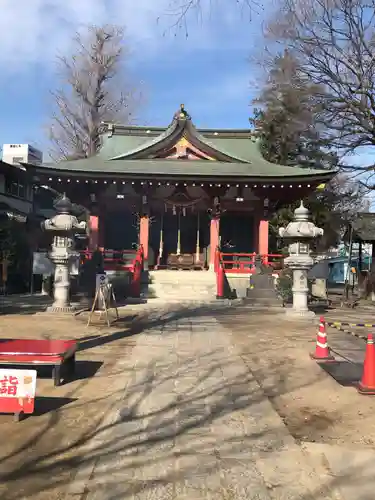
[41,195,86,315]
[279,202,323,320]
[284,307,315,320]
[284,267,315,320]
[45,262,74,313]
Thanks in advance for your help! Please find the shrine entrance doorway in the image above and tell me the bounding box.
[151,210,210,270]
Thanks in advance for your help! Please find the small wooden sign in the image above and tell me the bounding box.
[0,369,37,418]
[87,278,119,327]
[96,273,109,289]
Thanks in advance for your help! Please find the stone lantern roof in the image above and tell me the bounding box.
[279,201,324,240]
[54,194,73,214]
[294,201,310,220]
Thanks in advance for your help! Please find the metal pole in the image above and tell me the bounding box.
[344,226,354,300]
[177,209,181,255]
[196,211,200,261]
[156,212,164,269]
[30,257,34,295]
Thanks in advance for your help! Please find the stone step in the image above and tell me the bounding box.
[149,282,216,288]
[149,292,215,297]
[149,271,215,280]
[148,281,216,287]
[146,270,217,301]
[147,291,215,298]
[145,298,223,305]
[146,288,216,300]
[148,283,216,290]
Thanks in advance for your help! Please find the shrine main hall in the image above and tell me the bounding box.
[16,105,335,270]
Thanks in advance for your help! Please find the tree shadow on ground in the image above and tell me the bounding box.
[0,398,77,421]
[0,311,356,500]
[0,361,103,385]
[0,294,53,315]
[76,302,246,352]
[0,303,371,499]
[30,397,78,418]
[0,352,302,498]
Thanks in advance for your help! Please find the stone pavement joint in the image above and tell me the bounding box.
[67,309,343,500]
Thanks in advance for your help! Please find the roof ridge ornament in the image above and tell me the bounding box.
[174,103,191,121]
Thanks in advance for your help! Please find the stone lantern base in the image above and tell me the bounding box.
[284,307,315,320]
[41,194,87,317]
[278,201,324,322]
[46,304,77,314]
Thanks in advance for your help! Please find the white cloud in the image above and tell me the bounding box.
[0,0,265,74]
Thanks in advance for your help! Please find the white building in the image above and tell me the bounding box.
[2,144,43,166]
[0,144,44,220]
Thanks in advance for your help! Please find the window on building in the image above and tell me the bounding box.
[5,177,26,198]
[12,156,24,163]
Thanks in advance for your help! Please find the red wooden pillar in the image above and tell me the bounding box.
[258,219,269,264]
[216,261,225,299]
[89,215,99,250]
[209,217,220,269]
[253,215,259,254]
[139,216,149,267]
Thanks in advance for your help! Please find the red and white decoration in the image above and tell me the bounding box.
[0,369,37,415]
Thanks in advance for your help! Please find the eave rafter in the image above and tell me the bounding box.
[34,170,330,196]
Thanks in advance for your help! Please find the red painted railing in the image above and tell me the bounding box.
[214,248,285,298]
[80,246,144,297]
[216,250,225,299]
[217,251,284,274]
[80,249,139,272]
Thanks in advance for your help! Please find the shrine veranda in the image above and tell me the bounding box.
[0,106,336,271]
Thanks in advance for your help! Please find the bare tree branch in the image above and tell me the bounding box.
[47,24,143,162]
[266,0,375,187]
[252,50,367,249]
[162,0,259,36]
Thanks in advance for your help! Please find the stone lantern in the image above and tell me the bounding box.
[41,194,86,313]
[279,201,323,318]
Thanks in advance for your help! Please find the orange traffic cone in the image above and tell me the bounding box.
[358,334,375,395]
[310,316,335,362]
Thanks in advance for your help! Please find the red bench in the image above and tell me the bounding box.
[0,339,77,387]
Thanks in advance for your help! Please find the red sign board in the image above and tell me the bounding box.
[0,369,37,415]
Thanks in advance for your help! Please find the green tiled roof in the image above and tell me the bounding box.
[109,122,178,160]
[31,107,337,181]
[105,118,252,163]
[206,137,265,164]
[99,131,258,163]
[38,157,335,180]
[98,134,150,159]
[187,129,250,163]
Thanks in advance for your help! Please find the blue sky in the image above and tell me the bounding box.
[1,0,374,187]
[0,0,269,155]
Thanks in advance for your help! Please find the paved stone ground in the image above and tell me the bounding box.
[70,310,341,500]
[3,297,375,499]
[217,307,375,500]
[0,308,140,500]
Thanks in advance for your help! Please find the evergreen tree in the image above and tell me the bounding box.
[267,0,375,189]
[250,50,334,168]
[251,51,366,252]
